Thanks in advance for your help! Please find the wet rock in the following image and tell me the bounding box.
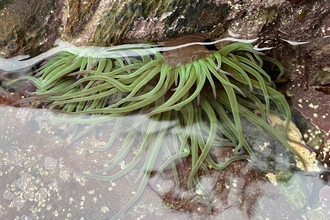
[0,0,57,58]
[305,185,330,220]
[277,35,330,167]
[0,105,316,220]
[240,116,295,172]
[159,146,306,220]
[1,0,329,58]
[0,0,329,218]
[0,0,13,11]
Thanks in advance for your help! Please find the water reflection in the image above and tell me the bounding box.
[0,105,328,220]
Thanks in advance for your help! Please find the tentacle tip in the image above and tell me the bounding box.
[92,170,101,175]
[271,169,281,174]
[64,143,73,149]
[304,145,314,154]
[149,182,156,189]
[224,71,233,77]
[267,117,273,125]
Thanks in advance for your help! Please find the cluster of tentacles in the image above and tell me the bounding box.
[22,37,306,219]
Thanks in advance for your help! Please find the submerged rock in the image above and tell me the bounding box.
[240,116,295,172]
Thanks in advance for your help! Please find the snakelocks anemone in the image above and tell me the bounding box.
[21,35,307,219]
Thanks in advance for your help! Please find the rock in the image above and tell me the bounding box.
[1,1,330,219]
[279,35,330,167]
[0,0,58,58]
[1,0,329,58]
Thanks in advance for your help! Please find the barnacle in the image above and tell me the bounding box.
[20,36,307,218]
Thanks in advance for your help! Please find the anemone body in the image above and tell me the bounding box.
[23,37,305,219]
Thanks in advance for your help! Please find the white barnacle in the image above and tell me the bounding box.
[53,210,59,217]
[119,161,126,169]
[195,189,203,195]
[308,103,319,110]
[69,197,74,204]
[101,206,109,213]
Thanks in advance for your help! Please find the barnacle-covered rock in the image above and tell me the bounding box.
[280,36,330,167]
